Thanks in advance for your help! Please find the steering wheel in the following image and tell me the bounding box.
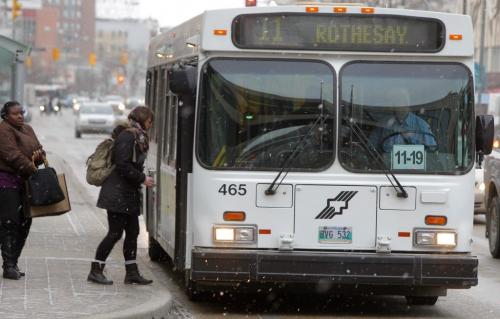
[380,130,438,151]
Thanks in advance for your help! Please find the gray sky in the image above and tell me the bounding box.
[140,0,246,27]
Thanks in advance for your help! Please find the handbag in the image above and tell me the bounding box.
[25,173,71,218]
[26,157,65,206]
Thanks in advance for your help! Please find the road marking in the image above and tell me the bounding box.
[45,258,54,306]
[0,276,3,304]
[66,213,81,236]
[23,258,28,310]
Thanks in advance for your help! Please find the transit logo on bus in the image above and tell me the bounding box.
[315,191,358,219]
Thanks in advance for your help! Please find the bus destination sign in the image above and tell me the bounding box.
[232,14,444,52]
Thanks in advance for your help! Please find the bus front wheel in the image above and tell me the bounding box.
[488,196,500,258]
[405,296,438,306]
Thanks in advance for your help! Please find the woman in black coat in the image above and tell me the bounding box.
[88,106,154,285]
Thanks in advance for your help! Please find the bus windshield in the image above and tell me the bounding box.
[339,62,474,174]
[198,59,335,170]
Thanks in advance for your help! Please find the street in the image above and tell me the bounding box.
[26,109,500,319]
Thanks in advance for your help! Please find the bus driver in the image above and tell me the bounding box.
[368,88,437,153]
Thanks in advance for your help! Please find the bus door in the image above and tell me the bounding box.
[156,91,178,256]
[294,185,377,249]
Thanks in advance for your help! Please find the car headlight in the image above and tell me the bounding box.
[54,105,60,111]
[118,103,125,111]
[39,105,45,111]
[479,182,485,191]
[213,225,256,243]
[73,103,80,111]
[414,229,457,247]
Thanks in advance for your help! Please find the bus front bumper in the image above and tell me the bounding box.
[191,249,478,289]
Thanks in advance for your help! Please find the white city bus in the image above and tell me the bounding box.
[144,3,494,304]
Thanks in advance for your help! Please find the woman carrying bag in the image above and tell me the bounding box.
[0,101,45,280]
[88,106,154,285]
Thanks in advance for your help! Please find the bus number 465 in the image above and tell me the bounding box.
[218,184,247,196]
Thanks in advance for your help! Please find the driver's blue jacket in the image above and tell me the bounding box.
[369,112,437,153]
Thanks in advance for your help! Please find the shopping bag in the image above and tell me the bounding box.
[26,158,65,206]
[25,174,71,218]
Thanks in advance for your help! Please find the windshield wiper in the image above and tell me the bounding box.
[265,82,326,195]
[347,85,408,198]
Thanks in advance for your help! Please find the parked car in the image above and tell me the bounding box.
[483,139,500,257]
[75,102,115,138]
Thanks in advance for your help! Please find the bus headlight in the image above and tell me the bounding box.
[213,225,256,243]
[414,229,457,247]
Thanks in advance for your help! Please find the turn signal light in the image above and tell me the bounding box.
[223,211,246,221]
[449,34,463,40]
[213,29,227,36]
[361,7,375,14]
[334,7,347,13]
[306,6,319,13]
[425,215,447,226]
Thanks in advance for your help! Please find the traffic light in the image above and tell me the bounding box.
[12,0,22,20]
[89,52,96,66]
[25,56,32,69]
[119,52,128,65]
[117,74,125,85]
[52,48,60,61]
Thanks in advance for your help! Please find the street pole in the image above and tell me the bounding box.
[463,0,467,14]
[479,0,487,104]
[11,49,25,103]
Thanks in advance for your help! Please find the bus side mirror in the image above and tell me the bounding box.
[476,114,494,156]
[169,65,197,95]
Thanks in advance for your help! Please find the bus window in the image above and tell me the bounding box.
[150,69,159,141]
[168,95,178,166]
[163,92,172,161]
[198,59,335,170]
[339,62,474,174]
[145,71,152,107]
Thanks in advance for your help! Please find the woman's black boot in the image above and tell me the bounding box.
[87,262,113,285]
[2,235,20,280]
[124,263,153,285]
[3,265,20,280]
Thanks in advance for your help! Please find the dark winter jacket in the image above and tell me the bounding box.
[96,129,147,215]
[0,120,44,179]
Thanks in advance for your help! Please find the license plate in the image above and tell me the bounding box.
[318,226,352,244]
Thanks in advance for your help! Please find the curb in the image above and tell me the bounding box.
[87,282,173,319]
[51,152,174,319]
